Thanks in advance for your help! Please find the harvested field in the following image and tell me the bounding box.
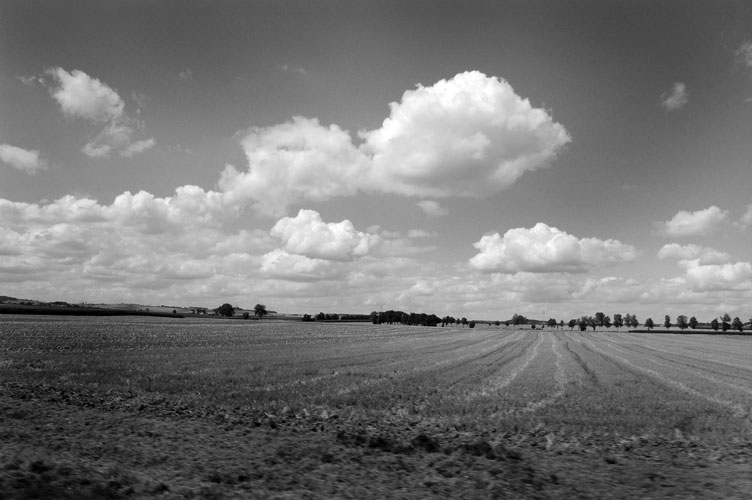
[1,315,751,499]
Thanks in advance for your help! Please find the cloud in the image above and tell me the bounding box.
[736,41,752,68]
[661,82,688,111]
[657,243,730,265]
[469,223,637,273]
[121,138,156,158]
[416,200,448,217]
[47,67,124,122]
[735,203,752,230]
[361,71,571,198]
[407,229,437,239]
[221,117,370,216]
[46,67,154,159]
[679,259,752,292]
[178,68,193,81]
[0,144,46,174]
[653,205,730,237]
[227,71,570,216]
[270,209,380,261]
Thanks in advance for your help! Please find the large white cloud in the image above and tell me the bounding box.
[219,117,370,216]
[0,144,46,174]
[226,71,570,216]
[469,223,637,273]
[657,243,730,265]
[361,71,571,197]
[270,209,379,261]
[654,205,729,237]
[48,67,124,122]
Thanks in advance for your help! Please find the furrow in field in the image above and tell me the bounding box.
[498,333,568,416]
[464,331,544,401]
[579,334,748,419]
[332,330,527,398]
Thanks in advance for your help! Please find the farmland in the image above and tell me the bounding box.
[1,316,751,499]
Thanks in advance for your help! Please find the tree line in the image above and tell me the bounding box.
[214,303,268,319]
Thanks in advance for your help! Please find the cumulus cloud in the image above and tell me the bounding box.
[361,71,570,198]
[469,223,637,273]
[661,82,688,111]
[221,117,370,216]
[653,205,729,237]
[679,259,752,292]
[0,144,46,174]
[228,71,570,216]
[46,67,154,159]
[270,209,380,261]
[48,67,124,122]
[416,200,449,217]
[657,243,730,265]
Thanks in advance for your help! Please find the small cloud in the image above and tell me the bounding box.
[45,67,154,159]
[407,229,437,239]
[416,200,449,217]
[277,64,308,76]
[0,144,46,174]
[178,68,193,81]
[735,203,752,230]
[16,75,44,86]
[47,67,124,123]
[653,205,729,237]
[736,41,752,68]
[661,82,688,111]
[121,138,156,158]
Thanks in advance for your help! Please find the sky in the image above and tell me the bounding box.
[1,0,751,322]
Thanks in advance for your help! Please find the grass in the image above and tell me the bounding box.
[1,315,752,498]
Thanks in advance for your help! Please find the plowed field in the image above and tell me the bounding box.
[2,315,751,498]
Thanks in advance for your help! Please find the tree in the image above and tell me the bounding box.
[468,321,476,328]
[732,317,743,332]
[689,316,698,330]
[254,304,268,319]
[603,315,612,329]
[676,315,688,330]
[495,320,501,328]
[710,318,719,331]
[613,314,623,330]
[547,318,557,329]
[645,317,654,330]
[629,315,639,328]
[595,312,606,328]
[242,312,250,320]
[568,319,577,330]
[664,315,672,329]
[216,303,235,317]
[721,313,731,332]
[559,320,565,329]
[461,317,468,327]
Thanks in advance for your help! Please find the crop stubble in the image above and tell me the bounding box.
[1,315,751,499]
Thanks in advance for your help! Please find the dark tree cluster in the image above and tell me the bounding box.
[371,310,442,327]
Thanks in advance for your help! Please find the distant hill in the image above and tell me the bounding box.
[0,296,18,302]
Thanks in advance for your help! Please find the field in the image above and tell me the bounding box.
[1,316,751,499]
